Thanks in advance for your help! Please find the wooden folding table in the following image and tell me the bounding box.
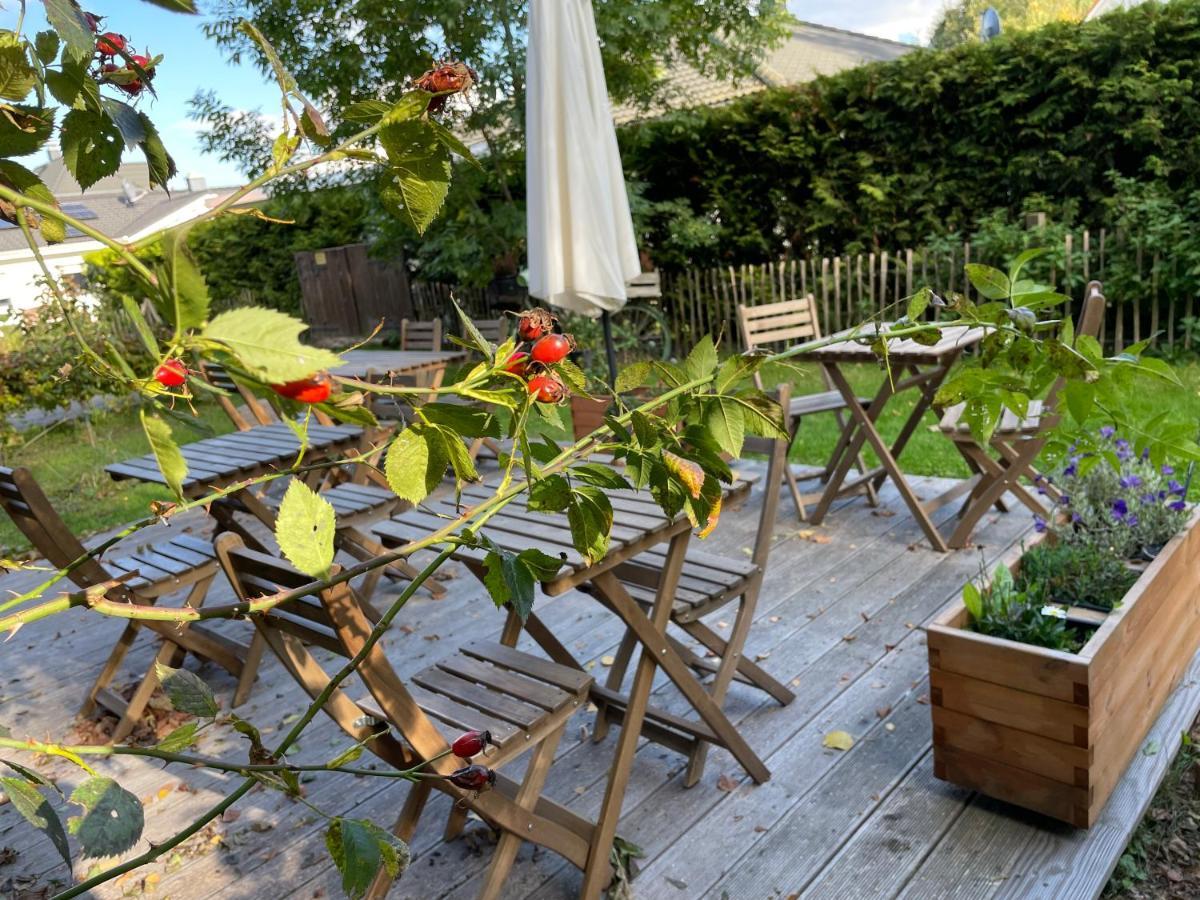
[804,324,985,551]
[374,475,768,897]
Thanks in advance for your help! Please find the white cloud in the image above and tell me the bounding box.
[789,0,947,44]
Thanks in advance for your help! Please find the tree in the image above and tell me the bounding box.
[930,0,1092,49]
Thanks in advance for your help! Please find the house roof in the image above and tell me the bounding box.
[0,158,250,254]
[611,21,914,125]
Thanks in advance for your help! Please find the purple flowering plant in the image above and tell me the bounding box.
[1047,427,1190,558]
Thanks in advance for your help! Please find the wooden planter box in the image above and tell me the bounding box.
[927,509,1200,827]
[570,396,611,441]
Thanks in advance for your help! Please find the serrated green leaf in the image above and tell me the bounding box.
[420,403,499,438]
[154,663,219,717]
[615,361,652,395]
[43,0,94,60]
[159,226,210,332]
[570,463,633,491]
[238,20,296,93]
[1006,248,1045,285]
[34,31,60,65]
[0,103,55,157]
[137,112,176,190]
[906,287,932,321]
[432,424,478,489]
[275,480,336,579]
[68,777,144,859]
[155,722,200,754]
[1062,381,1094,425]
[1,777,71,869]
[703,396,745,458]
[382,91,432,125]
[0,159,65,243]
[528,474,571,511]
[385,425,446,504]
[567,486,612,564]
[326,818,407,900]
[379,119,451,234]
[683,335,718,381]
[140,411,188,501]
[59,108,124,191]
[3,758,56,790]
[343,99,392,123]
[482,547,563,622]
[203,308,342,382]
[964,264,1011,301]
[0,44,34,102]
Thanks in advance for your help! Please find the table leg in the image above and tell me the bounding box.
[810,366,896,525]
[579,530,690,900]
[869,359,954,493]
[826,365,950,551]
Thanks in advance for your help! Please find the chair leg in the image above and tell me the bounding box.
[782,460,808,522]
[343,528,447,600]
[680,620,794,706]
[593,629,638,743]
[81,621,141,716]
[832,409,878,508]
[365,778,433,900]
[444,803,470,842]
[111,636,183,743]
[233,630,268,708]
[478,723,565,900]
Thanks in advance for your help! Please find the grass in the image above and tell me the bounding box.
[0,402,234,556]
[2,359,1199,556]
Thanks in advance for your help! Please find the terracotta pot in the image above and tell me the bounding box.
[570,395,611,441]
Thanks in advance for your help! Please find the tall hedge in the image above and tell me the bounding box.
[619,0,1200,264]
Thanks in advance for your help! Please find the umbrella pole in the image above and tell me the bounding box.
[601,310,619,388]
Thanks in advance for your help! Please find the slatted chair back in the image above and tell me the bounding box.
[0,466,118,592]
[400,318,442,351]
[737,296,824,390]
[470,318,507,345]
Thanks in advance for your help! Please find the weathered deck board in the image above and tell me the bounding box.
[1,469,1197,900]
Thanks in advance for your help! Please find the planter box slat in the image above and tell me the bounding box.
[929,508,1200,827]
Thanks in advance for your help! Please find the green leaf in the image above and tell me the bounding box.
[420,403,500,438]
[237,20,296,93]
[43,0,95,60]
[615,361,653,395]
[528,474,571,512]
[0,103,55,157]
[59,108,124,191]
[0,42,35,102]
[382,91,432,125]
[482,547,563,622]
[962,582,983,621]
[153,663,219,717]
[343,99,392,124]
[203,308,342,382]
[68,777,144,858]
[906,286,932,321]
[1006,248,1045,285]
[159,226,210,331]
[428,118,480,167]
[34,31,60,65]
[326,744,365,769]
[275,480,337,579]
[964,264,1011,301]
[326,818,410,900]
[140,0,200,10]
[683,335,718,381]
[703,396,746,458]
[385,425,447,504]
[432,424,478,489]
[155,722,199,754]
[1,777,71,869]
[270,130,300,173]
[0,159,65,243]
[140,411,188,501]
[137,112,177,190]
[1062,381,1094,425]
[567,487,613,564]
[379,119,452,235]
[570,463,633,491]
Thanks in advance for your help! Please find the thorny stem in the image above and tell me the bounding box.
[49,547,450,900]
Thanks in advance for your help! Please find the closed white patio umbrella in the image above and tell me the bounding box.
[525,0,641,383]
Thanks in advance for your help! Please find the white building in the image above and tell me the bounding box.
[0,157,259,313]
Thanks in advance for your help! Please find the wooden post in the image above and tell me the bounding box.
[879,251,888,316]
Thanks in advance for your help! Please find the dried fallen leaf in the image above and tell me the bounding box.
[884,723,896,732]
[769,616,781,623]
[753,825,767,833]
[842,635,857,643]
[872,508,896,518]
[601,655,616,667]
[755,652,771,662]
[875,706,892,719]
[422,634,440,641]
[860,611,871,622]
[916,694,930,705]
[822,730,854,751]
[716,773,739,792]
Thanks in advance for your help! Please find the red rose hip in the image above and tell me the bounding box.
[153,359,187,388]
[270,372,333,404]
[96,32,126,56]
[451,730,494,759]
[527,373,565,403]
[504,351,530,376]
[446,764,496,792]
[531,333,572,364]
[516,309,556,343]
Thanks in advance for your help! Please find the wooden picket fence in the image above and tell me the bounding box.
[661,228,1199,354]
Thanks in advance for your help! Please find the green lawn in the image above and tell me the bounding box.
[2,361,1198,556]
[0,403,234,556]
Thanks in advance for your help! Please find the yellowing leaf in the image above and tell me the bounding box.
[274,480,337,579]
[698,493,722,539]
[822,730,854,751]
[663,451,705,499]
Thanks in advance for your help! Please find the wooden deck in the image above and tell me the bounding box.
[2,466,1198,899]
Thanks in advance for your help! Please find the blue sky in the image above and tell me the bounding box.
[0,1,278,189]
[1,2,947,193]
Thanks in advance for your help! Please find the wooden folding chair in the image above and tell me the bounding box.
[196,362,441,602]
[738,296,877,520]
[468,317,507,345]
[938,281,1107,549]
[215,534,605,900]
[0,466,254,740]
[400,318,442,351]
[592,389,796,786]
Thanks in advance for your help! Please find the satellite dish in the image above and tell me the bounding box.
[981,7,1002,41]
[121,179,147,206]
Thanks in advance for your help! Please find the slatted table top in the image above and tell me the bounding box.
[104,422,363,493]
[332,349,468,379]
[375,476,752,596]
[797,323,986,366]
